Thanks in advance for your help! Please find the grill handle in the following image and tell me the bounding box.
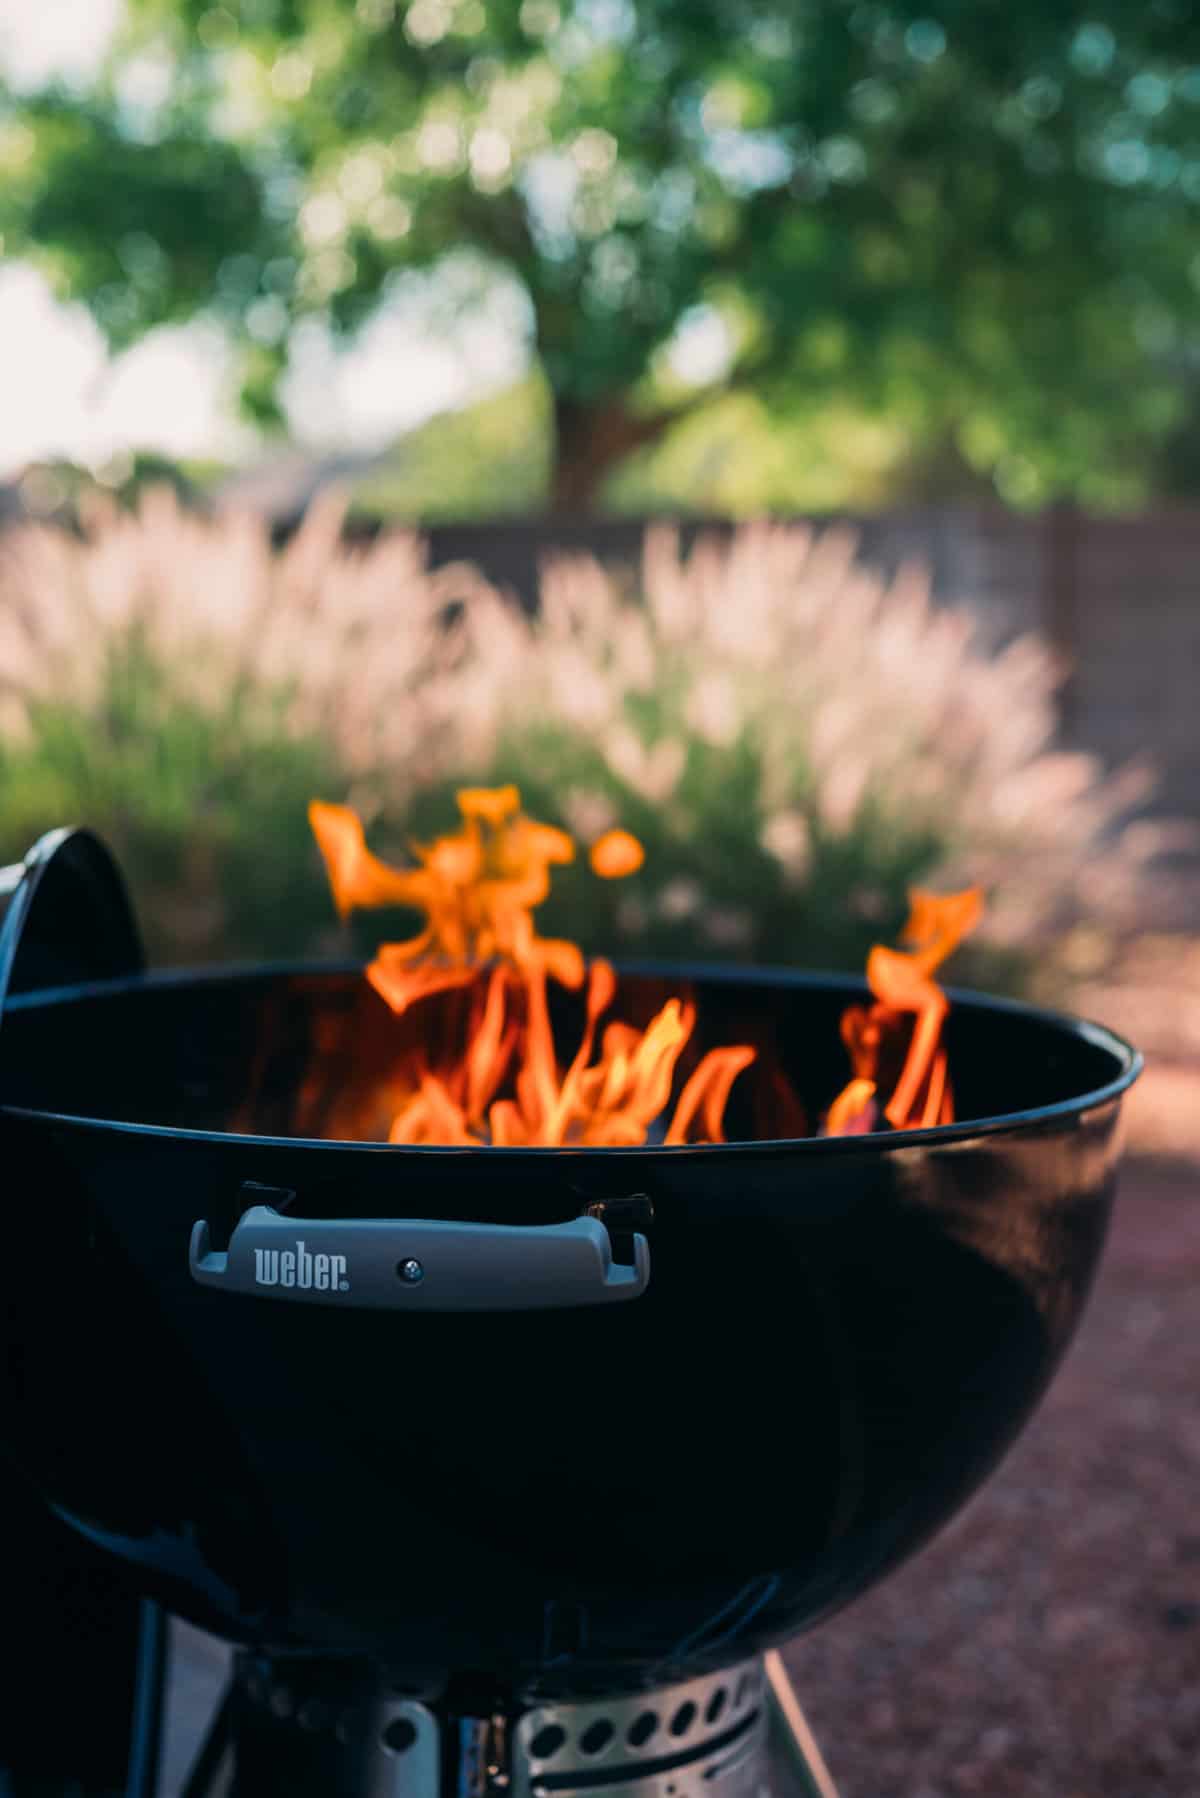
[189,1205,649,1310]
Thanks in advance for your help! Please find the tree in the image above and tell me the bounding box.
[6,0,1200,508]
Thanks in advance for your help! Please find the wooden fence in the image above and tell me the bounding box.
[421,507,1200,826]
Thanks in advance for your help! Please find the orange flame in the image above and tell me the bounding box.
[590,829,645,879]
[308,789,756,1147]
[825,887,984,1135]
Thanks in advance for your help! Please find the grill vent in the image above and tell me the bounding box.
[513,1660,766,1798]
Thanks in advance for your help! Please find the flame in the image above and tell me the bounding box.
[310,791,982,1147]
[825,887,983,1135]
[309,788,756,1147]
[590,829,645,879]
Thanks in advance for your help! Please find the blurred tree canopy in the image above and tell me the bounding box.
[6,1,1200,508]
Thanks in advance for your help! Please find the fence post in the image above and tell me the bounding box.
[1042,503,1080,733]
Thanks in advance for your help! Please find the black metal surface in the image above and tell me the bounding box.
[0,1479,151,1793]
[0,953,1138,1698]
[0,827,144,1011]
[0,831,151,1794]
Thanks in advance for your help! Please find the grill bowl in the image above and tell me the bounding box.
[0,951,1137,1697]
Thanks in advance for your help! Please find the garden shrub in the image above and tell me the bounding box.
[0,490,1165,988]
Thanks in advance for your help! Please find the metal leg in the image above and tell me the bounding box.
[126,1604,169,1798]
[763,1652,841,1798]
[179,1686,234,1798]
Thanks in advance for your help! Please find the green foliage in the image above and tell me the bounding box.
[7,453,228,523]
[6,3,1200,503]
[0,634,346,965]
[396,722,959,981]
[0,626,949,979]
[349,372,552,519]
[604,390,921,515]
[0,501,1156,984]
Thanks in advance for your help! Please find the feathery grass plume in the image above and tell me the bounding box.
[0,498,1176,984]
[406,520,1171,987]
[0,486,502,960]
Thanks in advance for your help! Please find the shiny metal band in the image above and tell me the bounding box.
[234,1655,441,1796]
[230,1653,770,1798]
[512,1659,769,1798]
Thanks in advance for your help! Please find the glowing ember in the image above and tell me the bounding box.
[309,788,755,1146]
[824,887,984,1135]
[589,829,645,879]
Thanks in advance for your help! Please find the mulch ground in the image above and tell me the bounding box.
[162,1140,1200,1798]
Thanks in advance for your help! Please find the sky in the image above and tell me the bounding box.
[0,0,526,478]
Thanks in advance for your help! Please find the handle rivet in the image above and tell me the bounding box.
[397,1257,425,1285]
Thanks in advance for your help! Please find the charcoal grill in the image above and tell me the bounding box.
[0,829,1141,1796]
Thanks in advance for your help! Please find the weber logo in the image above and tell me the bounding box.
[254,1240,350,1294]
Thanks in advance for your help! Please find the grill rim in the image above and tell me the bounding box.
[0,956,1141,1154]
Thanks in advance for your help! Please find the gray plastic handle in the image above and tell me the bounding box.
[189,1205,649,1311]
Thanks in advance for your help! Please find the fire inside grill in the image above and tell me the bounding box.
[308,786,982,1146]
[0,818,1142,1797]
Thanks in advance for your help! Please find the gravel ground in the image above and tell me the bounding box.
[783,1146,1200,1798]
[162,1132,1200,1797]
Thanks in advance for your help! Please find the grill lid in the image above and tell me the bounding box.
[0,828,144,1032]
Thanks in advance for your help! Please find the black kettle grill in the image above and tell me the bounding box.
[0,829,1141,1797]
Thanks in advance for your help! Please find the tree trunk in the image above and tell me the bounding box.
[550,394,677,511]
